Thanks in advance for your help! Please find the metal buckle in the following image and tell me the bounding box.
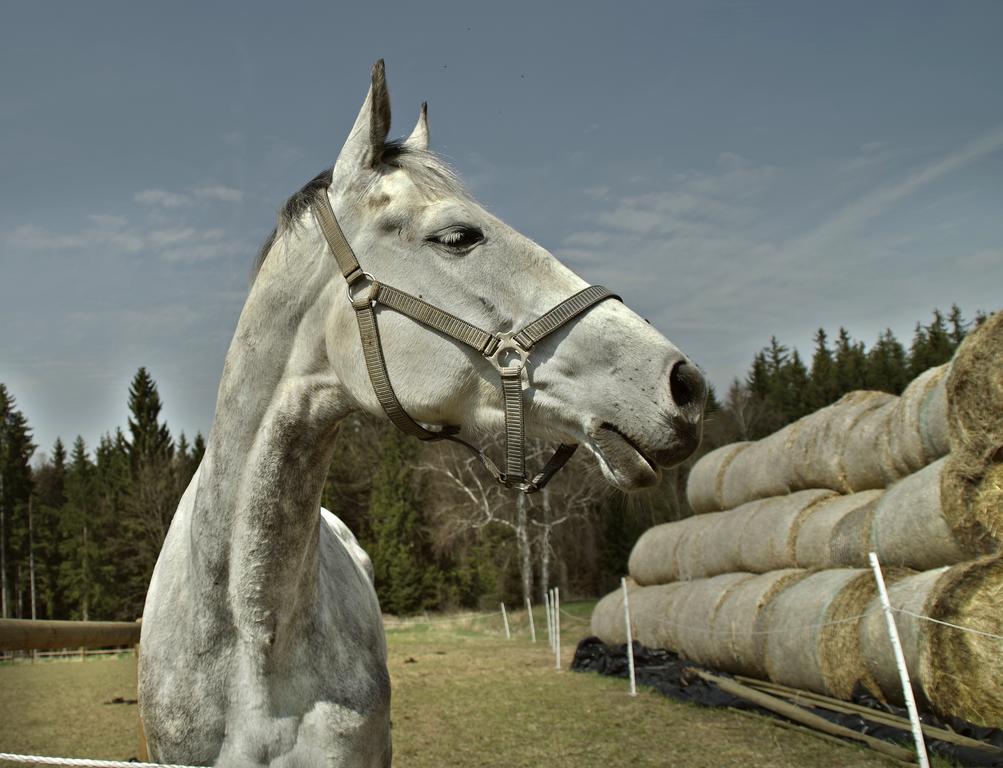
[486,331,531,373]
[347,272,379,308]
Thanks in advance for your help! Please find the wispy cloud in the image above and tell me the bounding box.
[784,124,1003,260]
[193,184,243,203]
[135,188,192,208]
[134,183,243,208]
[9,215,145,253]
[7,216,241,264]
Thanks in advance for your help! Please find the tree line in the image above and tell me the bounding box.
[0,305,983,620]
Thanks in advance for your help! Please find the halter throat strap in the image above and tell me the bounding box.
[312,194,618,493]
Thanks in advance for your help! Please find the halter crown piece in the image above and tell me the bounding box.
[312,195,619,493]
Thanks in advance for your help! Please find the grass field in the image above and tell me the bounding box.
[1,602,897,767]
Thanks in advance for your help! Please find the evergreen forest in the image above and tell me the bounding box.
[0,305,984,619]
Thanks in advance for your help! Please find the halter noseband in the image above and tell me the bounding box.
[313,195,619,493]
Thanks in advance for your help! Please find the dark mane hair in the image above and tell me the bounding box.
[250,140,464,284]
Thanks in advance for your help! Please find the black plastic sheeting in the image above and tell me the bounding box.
[572,637,1003,767]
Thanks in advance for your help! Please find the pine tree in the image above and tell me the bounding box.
[0,384,36,617]
[866,329,910,394]
[947,304,968,347]
[833,328,867,395]
[747,351,772,400]
[32,438,68,617]
[781,349,811,421]
[60,437,99,619]
[96,432,134,618]
[909,310,954,377]
[127,367,173,466]
[806,329,839,410]
[367,430,440,615]
[924,309,954,367]
[120,369,177,618]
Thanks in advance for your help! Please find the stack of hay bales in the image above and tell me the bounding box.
[592,312,1003,727]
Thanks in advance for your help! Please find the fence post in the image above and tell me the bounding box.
[526,597,536,643]
[500,602,511,640]
[554,587,561,670]
[545,590,554,649]
[621,576,637,697]
[869,552,929,768]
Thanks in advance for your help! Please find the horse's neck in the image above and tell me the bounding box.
[190,230,350,648]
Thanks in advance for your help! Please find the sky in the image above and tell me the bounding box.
[2,1,1001,455]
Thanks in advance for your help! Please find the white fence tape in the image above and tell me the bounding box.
[0,754,195,768]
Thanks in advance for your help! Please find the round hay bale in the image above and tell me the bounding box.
[859,566,946,705]
[672,510,740,581]
[718,392,894,509]
[941,311,1003,554]
[629,511,734,586]
[704,568,808,676]
[839,402,898,491]
[666,572,758,663]
[919,368,950,460]
[794,391,895,491]
[860,556,1003,727]
[794,490,883,569]
[942,454,1003,555]
[817,567,912,699]
[871,458,967,570]
[686,441,753,513]
[628,517,692,586]
[828,502,877,568]
[736,489,836,573]
[946,310,1003,463]
[633,582,689,649]
[885,365,950,477]
[632,491,838,585]
[631,583,687,649]
[590,584,629,644]
[762,568,904,697]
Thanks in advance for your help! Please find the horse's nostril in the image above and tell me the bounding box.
[669,360,706,410]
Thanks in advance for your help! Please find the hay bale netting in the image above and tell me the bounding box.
[686,442,753,513]
[717,392,895,509]
[690,363,958,513]
[841,365,950,489]
[631,490,835,585]
[870,457,968,569]
[943,310,1003,555]
[703,569,808,677]
[794,489,883,568]
[855,452,1001,567]
[736,489,837,574]
[629,511,725,585]
[825,461,968,571]
[659,573,758,663]
[590,580,689,649]
[762,568,909,699]
[859,556,1003,727]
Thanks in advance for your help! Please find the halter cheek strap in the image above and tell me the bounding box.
[312,195,619,493]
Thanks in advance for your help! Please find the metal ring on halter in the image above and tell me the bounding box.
[347,272,379,308]
[486,331,531,373]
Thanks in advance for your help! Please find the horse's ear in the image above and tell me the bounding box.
[403,102,429,152]
[334,59,391,175]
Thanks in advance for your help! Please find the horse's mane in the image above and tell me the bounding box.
[251,140,464,284]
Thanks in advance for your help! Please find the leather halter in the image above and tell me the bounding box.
[313,195,619,493]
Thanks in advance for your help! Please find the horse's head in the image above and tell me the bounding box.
[323,61,705,491]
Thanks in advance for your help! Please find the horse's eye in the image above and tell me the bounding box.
[427,226,483,253]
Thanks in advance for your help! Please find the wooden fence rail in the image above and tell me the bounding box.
[0,618,141,651]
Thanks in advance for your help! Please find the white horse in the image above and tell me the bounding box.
[139,61,705,767]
